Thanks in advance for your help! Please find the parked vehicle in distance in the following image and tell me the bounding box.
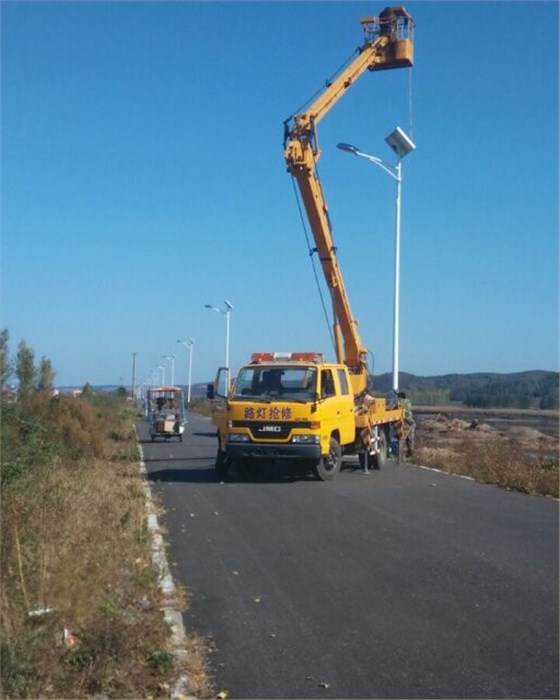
[146,386,186,442]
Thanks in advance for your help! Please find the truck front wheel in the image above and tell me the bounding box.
[215,449,229,481]
[313,437,341,481]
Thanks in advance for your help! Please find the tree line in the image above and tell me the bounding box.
[373,369,559,409]
[0,329,55,399]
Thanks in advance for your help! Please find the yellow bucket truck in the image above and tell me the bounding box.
[208,6,415,480]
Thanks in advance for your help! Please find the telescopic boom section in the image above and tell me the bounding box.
[284,6,414,396]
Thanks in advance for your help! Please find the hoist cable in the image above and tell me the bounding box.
[285,48,360,125]
[401,65,415,181]
[408,64,414,139]
[289,176,336,353]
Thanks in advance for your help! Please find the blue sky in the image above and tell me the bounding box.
[2,1,558,388]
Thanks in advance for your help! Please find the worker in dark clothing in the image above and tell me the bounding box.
[398,391,415,457]
[261,370,283,393]
[379,7,396,39]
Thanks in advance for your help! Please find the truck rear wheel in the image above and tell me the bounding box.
[313,437,341,481]
[373,429,388,469]
[358,428,388,470]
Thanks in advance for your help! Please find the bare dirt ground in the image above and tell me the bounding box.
[414,405,559,457]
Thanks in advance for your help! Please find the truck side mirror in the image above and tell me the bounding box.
[206,383,215,400]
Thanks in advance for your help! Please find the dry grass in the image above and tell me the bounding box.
[1,393,212,699]
[414,430,559,498]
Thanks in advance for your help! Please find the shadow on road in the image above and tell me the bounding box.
[148,466,216,483]
[146,465,315,485]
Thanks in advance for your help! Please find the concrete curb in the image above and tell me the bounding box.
[136,438,197,700]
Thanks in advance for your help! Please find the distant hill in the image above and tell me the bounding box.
[195,371,558,410]
[373,370,559,409]
[62,371,558,411]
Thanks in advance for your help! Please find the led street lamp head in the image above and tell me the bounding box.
[337,142,361,155]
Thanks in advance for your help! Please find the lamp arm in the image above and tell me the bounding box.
[357,153,399,180]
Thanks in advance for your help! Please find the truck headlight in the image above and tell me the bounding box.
[229,433,250,443]
[291,435,320,444]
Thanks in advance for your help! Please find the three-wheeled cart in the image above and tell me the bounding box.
[147,386,186,442]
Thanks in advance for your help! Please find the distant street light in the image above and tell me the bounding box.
[205,300,233,370]
[158,364,165,386]
[337,126,415,395]
[131,352,137,401]
[177,338,195,403]
[162,354,175,386]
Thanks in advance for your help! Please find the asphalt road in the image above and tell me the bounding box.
[138,413,559,699]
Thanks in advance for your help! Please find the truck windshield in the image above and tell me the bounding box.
[232,366,317,401]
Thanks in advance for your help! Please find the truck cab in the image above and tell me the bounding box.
[208,352,359,480]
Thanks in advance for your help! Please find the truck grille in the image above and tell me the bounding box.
[231,420,312,441]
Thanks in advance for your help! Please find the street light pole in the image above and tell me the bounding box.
[337,127,415,396]
[177,338,195,403]
[393,157,403,398]
[131,352,137,401]
[162,354,175,386]
[225,302,232,370]
[205,300,233,370]
[188,341,194,402]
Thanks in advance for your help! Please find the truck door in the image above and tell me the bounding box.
[207,367,230,451]
[336,368,355,445]
[320,368,354,449]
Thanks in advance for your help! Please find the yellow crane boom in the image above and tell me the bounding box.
[284,6,414,397]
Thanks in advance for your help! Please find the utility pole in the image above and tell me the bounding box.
[132,352,137,401]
